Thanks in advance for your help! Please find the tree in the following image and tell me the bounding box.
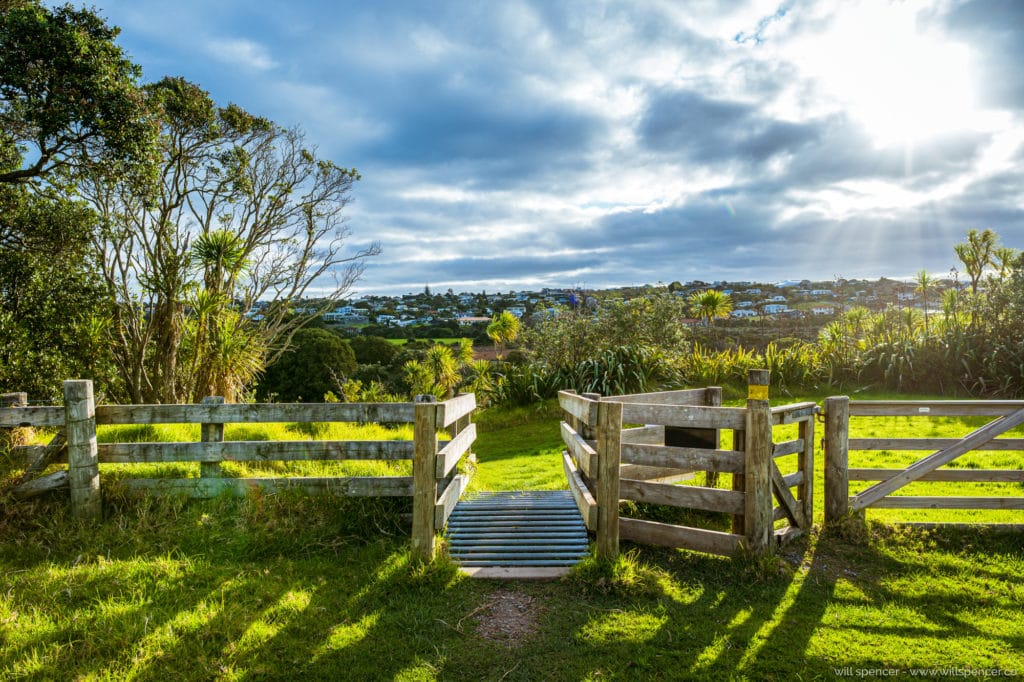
[256,327,355,402]
[688,289,733,342]
[914,269,935,335]
[487,310,521,359]
[83,78,380,403]
[349,335,400,366]
[0,2,158,399]
[0,2,157,186]
[0,189,113,399]
[954,228,998,297]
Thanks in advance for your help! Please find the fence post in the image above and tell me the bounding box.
[411,394,440,561]
[580,392,601,441]
[200,396,226,479]
[798,412,815,530]
[824,396,850,526]
[595,397,622,560]
[1,392,30,451]
[704,386,723,487]
[64,380,100,520]
[744,370,772,553]
[731,427,746,535]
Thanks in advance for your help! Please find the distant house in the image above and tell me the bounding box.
[506,306,527,318]
[768,295,787,303]
[812,305,838,315]
[458,316,491,326]
[810,289,833,296]
[731,310,758,318]
[762,304,788,315]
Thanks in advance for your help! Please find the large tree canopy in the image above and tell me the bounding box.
[83,77,380,403]
[0,1,156,186]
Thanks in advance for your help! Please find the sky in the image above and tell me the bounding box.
[89,0,1024,296]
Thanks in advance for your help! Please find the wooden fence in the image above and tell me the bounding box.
[1,381,476,560]
[559,370,816,559]
[823,396,1024,527]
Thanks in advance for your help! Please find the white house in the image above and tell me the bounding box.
[731,309,758,318]
[763,304,788,314]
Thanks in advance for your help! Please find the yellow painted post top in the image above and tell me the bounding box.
[747,369,770,400]
[748,384,769,400]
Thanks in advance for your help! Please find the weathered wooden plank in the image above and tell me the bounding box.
[561,421,598,478]
[436,424,476,478]
[97,440,416,463]
[13,432,67,475]
[851,407,1024,512]
[731,429,746,535]
[562,451,598,531]
[849,400,1024,417]
[798,416,814,529]
[618,464,694,483]
[775,526,804,545]
[434,473,469,528]
[770,403,818,425]
[620,425,665,445]
[770,463,806,528]
[619,517,742,556]
[65,380,100,521]
[200,396,225,479]
[619,479,745,515]
[618,403,747,430]
[620,443,744,474]
[120,476,414,498]
[849,468,1024,482]
[558,391,598,427]
[459,567,573,580]
[782,471,804,488]
[870,496,1024,510]
[596,400,623,559]
[824,396,850,525]
[772,439,804,458]
[744,377,773,552]
[849,438,1024,451]
[411,399,442,561]
[12,470,68,499]
[440,393,475,428]
[0,406,64,428]
[95,402,416,425]
[602,388,710,406]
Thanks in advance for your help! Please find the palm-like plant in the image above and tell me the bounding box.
[688,289,732,345]
[487,310,521,359]
[914,269,935,335]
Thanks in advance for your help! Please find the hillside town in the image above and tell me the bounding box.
[290,276,956,335]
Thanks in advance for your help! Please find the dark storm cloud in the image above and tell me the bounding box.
[638,89,821,164]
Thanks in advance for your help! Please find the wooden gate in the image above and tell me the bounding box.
[824,397,1024,525]
[559,370,816,558]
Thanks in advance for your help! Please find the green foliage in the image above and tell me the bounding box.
[256,328,355,402]
[349,335,400,366]
[0,189,115,400]
[0,1,158,186]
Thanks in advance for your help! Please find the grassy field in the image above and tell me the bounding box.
[1,392,1022,680]
[385,337,469,346]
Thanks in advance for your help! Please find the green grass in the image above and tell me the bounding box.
[2,393,1023,679]
[385,337,468,346]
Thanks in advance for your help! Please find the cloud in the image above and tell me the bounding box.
[92,0,1024,295]
[205,38,277,71]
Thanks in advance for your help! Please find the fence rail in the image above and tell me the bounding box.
[824,395,1024,526]
[1,381,476,560]
[558,372,816,559]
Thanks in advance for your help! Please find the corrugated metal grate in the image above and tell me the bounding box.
[445,491,590,567]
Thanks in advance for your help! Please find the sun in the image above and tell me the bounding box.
[796,2,980,147]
